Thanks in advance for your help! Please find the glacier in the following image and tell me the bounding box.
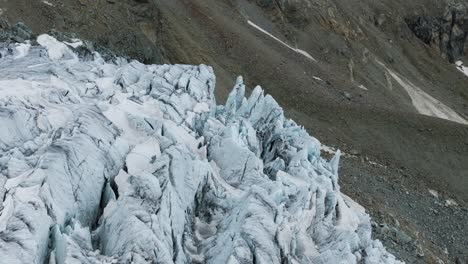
[0,35,401,264]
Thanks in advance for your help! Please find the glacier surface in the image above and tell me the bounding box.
[0,35,401,264]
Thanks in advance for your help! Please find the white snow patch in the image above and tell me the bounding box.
[340,193,366,228]
[321,144,387,168]
[14,42,31,59]
[320,144,354,158]
[377,60,468,125]
[313,76,323,81]
[455,61,468,77]
[37,34,75,60]
[295,49,316,61]
[445,199,458,207]
[0,79,45,99]
[321,144,356,159]
[114,170,132,196]
[45,107,74,130]
[248,20,317,62]
[358,84,368,90]
[126,138,161,176]
[102,92,163,145]
[42,0,55,7]
[320,144,338,155]
[193,102,210,113]
[428,189,439,198]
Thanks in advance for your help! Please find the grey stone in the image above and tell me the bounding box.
[406,3,468,62]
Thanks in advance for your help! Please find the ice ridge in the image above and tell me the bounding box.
[0,35,401,264]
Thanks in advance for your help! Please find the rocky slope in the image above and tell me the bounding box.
[0,35,402,264]
[0,0,467,262]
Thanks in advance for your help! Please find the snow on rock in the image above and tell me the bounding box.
[248,20,317,62]
[0,35,401,263]
[377,60,468,125]
[456,61,468,77]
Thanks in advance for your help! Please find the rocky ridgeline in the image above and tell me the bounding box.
[252,0,467,63]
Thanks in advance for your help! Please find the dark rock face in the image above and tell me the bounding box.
[255,0,275,9]
[254,0,311,27]
[405,17,440,45]
[10,22,32,42]
[406,3,468,62]
[0,16,9,30]
[0,17,33,43]
[443,3,468,61]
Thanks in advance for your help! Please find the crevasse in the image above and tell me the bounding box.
[0,35,401,264]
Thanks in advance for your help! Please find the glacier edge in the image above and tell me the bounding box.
[0,35,402,264]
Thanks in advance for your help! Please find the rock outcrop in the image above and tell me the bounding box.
[406,2,468,62]
[253,0,312,27]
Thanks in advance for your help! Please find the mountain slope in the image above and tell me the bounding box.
[0,0,467,262]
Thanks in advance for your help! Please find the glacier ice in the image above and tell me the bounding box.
[0,35,402,264]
